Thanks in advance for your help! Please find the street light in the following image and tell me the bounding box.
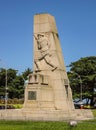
[0,59,8,110]
[71,71,82,101]
[78,75,82,101]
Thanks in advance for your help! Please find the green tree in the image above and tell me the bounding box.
[0,68,32,99]
[8,75,24,99]
[68,56,96,105]
[0,68,19,98]
[0,68,8,98]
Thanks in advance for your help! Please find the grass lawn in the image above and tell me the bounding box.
[0,110,96,130]
[0,120,96,130]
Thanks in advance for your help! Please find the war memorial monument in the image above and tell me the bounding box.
[0,13,93,120]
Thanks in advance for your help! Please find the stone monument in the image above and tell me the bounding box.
[0,13,93,121]
[23,13,74,111]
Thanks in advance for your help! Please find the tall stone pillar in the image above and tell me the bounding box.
[33,13,74,110]
[24,13,74,111]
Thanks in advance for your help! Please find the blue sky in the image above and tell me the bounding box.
[0,0,96,73]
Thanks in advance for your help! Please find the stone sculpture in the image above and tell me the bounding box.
[23,13,74,111]
[34,33,57,72]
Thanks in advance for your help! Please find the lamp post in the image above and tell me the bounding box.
[71,71,82,101]
[78,75,82,101]
[5,68,8,110]
[0,59,8,110]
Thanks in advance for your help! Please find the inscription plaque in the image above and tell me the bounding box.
[28,91,36,100]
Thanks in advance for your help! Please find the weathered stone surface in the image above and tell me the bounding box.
[24,13,74,111]
[0,109,93,121]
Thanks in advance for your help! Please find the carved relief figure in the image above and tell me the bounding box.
[34,33,57,71]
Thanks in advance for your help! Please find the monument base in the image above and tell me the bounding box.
[0,109,93,121]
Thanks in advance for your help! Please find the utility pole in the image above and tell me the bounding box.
[0,59,8,110]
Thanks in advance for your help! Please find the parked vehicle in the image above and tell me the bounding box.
[74,100,85,109]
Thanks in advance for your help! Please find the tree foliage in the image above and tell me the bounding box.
[67,56,96,105]
[0,68,32,99]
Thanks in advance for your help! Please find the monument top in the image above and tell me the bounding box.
[34,13,58,34]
